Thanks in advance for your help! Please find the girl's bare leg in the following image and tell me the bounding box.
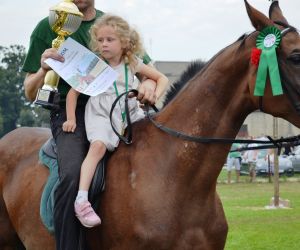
[79,140,106,191]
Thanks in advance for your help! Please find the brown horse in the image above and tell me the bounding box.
[1,1,300,249]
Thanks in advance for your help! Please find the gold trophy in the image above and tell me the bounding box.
[35,0,83,109]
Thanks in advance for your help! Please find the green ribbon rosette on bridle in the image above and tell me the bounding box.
[254,26,283,96]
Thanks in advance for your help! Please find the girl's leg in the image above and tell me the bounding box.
[79,140,107,191]
[74,140,106,228]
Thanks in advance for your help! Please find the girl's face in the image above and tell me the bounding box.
[96,25,124,65]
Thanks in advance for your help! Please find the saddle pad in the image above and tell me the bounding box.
[39,148,59,234]
[39,139,107,234]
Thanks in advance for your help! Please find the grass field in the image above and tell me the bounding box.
[217,170,300,250]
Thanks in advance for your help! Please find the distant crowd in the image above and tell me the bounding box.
[226,136,295,184]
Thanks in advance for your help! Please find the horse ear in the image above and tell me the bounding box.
[269,0,288,24]
[244,0,273,31]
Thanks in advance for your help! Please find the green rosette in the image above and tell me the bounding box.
[254,26,283,96]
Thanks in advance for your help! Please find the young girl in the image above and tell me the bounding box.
[62,14,169,228]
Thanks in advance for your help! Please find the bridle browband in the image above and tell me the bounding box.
[110,90,300,153]
[258,21,298,112]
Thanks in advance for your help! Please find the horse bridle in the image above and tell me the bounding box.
[258,21,298,112]
[110,89,300,153]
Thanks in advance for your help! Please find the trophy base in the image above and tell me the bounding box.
[35,88,60,110]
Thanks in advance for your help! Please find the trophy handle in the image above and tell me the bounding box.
[44,70,60,90]
[34,70,60,109]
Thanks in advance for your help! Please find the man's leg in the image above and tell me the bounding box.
[249,162,256,182]
[51,107,89,250]
[252,164,256,182]
[227,171,231,184]
[227,158,233,184]
[235,158,241,183]
[235,169,240,183]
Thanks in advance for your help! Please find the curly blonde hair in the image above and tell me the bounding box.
[89,14,145,68]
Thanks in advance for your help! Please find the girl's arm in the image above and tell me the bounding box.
[137,79,157,104]
[137,64,169,103]
[62,88,80,133]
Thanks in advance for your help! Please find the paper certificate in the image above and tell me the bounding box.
[45,37,118,96]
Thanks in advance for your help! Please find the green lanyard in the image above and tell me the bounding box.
[113,63,128,122]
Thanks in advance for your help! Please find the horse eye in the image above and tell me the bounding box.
[288,53,300,66]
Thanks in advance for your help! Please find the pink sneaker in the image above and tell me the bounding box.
[74,200,101,228]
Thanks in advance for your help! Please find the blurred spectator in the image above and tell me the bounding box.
[266,149,275,173]
[227,143,242,184]
[243,137,258,182]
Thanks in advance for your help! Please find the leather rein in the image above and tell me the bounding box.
[110,90,300,153]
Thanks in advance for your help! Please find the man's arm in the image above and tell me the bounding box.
[23,48,64,102]
[24,70,47,101]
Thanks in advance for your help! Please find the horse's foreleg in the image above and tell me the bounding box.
[0,192,24,250]
[3,160,55,250]
[206,194,228,250]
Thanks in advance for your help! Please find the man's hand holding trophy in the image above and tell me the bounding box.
[35,0,83,109]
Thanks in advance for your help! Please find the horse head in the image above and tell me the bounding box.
[245,0,300,127]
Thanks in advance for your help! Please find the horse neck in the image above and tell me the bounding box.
[157,42,255,186]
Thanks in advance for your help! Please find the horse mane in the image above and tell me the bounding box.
[161,32,259,108]
[162,60,206,106]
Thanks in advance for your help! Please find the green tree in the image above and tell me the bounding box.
[0,45,50,137]
[0,45,26,137]
[18,105,50,128]
[0,106,3,133]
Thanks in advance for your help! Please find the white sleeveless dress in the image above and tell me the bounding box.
[85,58,145,151]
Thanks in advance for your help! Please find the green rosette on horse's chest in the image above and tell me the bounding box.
[254,26,283,96]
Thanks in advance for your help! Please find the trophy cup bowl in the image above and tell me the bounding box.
[35,0,83,109]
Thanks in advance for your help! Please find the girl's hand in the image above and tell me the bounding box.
[137,79,157,105]
[40,48,64,71]
[62,120,76,133]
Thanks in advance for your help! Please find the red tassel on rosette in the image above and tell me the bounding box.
[251,48,262,67]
